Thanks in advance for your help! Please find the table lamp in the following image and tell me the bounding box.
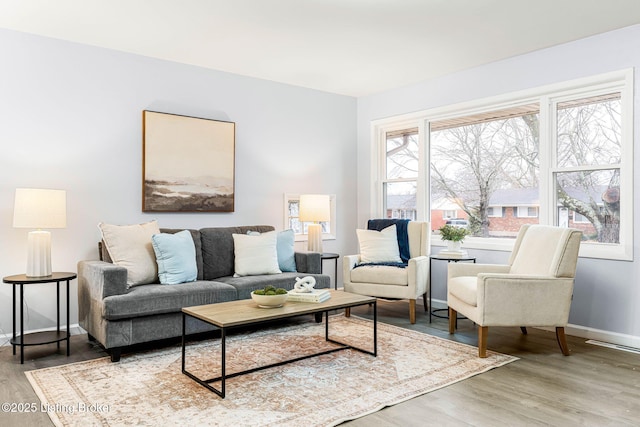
[13,188,67,277]
[299,194,330,253]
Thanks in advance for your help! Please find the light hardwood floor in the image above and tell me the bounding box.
[1,299,639,426]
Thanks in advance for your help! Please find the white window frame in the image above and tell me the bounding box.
[370,69,633,260]
[517,206,539,218]
[443,210,457,219]
[283,193,337,242]
[487,207,502,218]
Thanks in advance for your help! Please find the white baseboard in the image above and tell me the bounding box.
[0,323,83,347]
[430,297,640,351]
[565,324,640,350]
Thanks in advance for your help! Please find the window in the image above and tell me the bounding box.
[443,210,456,219]
[383,128,418,220]
[372,69,633,260]
[487,207,503,218]
[431,104,540,237]
[284,194,337,242]
[516,206,539,218]
[554,93,622,244]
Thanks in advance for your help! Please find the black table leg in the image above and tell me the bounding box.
[20,284,24,364]
[66,279,70,356]
[12,284,16,356]
[56,281,60,350]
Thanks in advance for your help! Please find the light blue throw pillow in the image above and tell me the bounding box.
[247,229,297,272]
[151,230,197,285]
[277,229,297,272]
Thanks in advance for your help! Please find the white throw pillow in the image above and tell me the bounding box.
[98,220,161,286]
[232,231,282,276]
[356,224,402,264]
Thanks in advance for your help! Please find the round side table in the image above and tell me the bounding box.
[3,272,76,364]
[428,256,476,323]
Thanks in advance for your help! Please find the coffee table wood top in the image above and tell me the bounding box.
[183,290,375,328]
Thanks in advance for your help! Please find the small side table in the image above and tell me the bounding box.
[3,272,76,364]
[320,252,339,290]
[429,255,476,323]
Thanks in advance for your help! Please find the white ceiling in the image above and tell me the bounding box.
[1,0,640,97]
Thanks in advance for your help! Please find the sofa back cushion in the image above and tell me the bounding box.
[160,228,203,280]
[201,225,275,280]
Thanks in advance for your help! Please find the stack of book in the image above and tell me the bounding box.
[437,249,469,259]
[287,289,331,303]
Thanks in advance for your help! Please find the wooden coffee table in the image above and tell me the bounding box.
[181,290,377,398]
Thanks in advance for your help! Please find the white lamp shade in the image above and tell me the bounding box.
[13,188,66,277]
[299,194,330,222]
[13,188,67,229]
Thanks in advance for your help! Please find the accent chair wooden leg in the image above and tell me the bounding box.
[344,307,351,318]
[478,326,488,358]
[409,299,416,324]
[448,308,457,333]
[422,292,428,312]
[110,347,122,363]
[520,327,528,335]
[556,327,570,356]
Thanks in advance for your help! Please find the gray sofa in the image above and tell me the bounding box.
[77,225,330,361]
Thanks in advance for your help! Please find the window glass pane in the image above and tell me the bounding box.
[287,200,302,233]
[557,93,621,168]
[386,131,419,179]
[431,110,539,238]
[384,181,416,220]
[287,198,331,234]
[556,169,620,243]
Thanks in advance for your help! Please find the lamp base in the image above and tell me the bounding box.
[26,230,52,277]
[307,223,323,253]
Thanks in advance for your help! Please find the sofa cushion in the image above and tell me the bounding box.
[247,229,297,272]
[160,228,204,280]
[201,226,275,280]
[350,265,408,286]
[448,276,478,307]
[98,220,160,286]
[356,224,402,264]
[152,230,198,285]
[232,231,282,276]
[102,281,238,320]
[216,272,330,300]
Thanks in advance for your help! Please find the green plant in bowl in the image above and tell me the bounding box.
[251,285,289,308]
[438,224,469,242]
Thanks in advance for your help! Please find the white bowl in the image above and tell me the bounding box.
[250,291,288,308]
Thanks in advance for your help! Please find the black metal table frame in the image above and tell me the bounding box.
[181,300,377,398]
[321,252,340,290]
[429,256,476,323]
[4,273,74,364]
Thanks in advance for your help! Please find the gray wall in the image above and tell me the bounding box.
[0,28,357,336]
[357,24,640,346]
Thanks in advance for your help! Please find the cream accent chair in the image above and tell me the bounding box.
[447,224,582,358]
[344,221,431,324]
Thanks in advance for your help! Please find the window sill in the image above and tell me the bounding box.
[432,236,632,261]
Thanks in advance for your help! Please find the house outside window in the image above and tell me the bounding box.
[371,70,633,260]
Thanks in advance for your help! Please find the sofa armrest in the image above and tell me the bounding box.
[448,263,510,279]
[78,260,128,299]
[408,255,429,296]
[477,275,575,326]
[295,252,322,274]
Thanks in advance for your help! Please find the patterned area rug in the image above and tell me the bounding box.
[26,316,517,426]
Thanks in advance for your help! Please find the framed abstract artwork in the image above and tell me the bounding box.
[142,110,235,212]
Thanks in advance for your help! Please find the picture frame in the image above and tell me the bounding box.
[142,110,235,212]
